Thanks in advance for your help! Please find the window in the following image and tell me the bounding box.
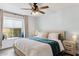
[3,16,24,39]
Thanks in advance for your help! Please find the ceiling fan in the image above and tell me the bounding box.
[21,3,49,15]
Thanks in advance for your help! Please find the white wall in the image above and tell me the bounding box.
[37,12,63,31]
[36,6,79,40]
[62,7,79,32]
[61,6,79,40]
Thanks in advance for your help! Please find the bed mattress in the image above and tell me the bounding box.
[14,38,64,56]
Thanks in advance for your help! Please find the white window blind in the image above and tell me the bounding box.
[3,17,23,28]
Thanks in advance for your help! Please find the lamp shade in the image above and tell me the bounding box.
[72,34,77,41]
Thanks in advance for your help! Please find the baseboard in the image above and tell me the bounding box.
[0,46,13,51]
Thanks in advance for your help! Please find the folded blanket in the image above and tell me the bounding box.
[29,37,60,56]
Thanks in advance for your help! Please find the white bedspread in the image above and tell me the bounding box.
[14,38,64,56]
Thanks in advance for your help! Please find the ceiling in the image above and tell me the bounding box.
[0,3,79,16]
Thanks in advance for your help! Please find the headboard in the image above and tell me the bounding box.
[33,30,66,40]
[45,31,66,40]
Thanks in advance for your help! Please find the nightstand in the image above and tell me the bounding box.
[76,42,79,55]
[63,40,76,55]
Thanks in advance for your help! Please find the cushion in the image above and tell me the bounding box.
[35,31,49,38]
[48,33,59,40]
[40,32,49,38]
[58,33,65,41]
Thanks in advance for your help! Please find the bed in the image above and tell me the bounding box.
[13,31,66,56]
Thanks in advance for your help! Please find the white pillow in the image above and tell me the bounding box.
[48,33,59,40]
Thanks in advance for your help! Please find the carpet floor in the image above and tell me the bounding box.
[0,48,17,56]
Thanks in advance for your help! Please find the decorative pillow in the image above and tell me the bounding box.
[58,33,64,41]
[35,32,49,38]
[41,32,49,38]
[48,33,59,40]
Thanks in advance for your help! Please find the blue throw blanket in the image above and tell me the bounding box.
[29,37,60,56]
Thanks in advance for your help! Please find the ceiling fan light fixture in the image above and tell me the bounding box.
[21,3,49,15]
[32,11,39,16]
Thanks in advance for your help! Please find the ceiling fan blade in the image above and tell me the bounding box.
[38,10,45,14]
[40,6,49,9]
[21,8,32,10]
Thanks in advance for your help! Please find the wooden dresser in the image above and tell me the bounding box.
[63,40,76,55]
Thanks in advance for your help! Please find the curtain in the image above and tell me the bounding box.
[23,16,29,37]
[0,9,3,48]
[0,9,3,33]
